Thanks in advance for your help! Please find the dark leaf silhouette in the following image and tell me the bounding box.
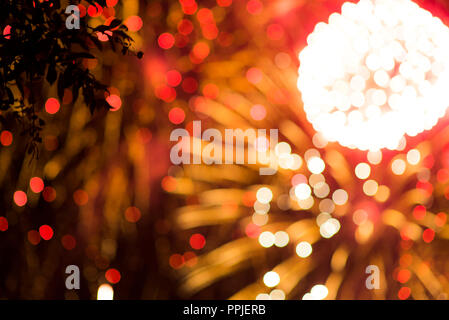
[0,0,140,152]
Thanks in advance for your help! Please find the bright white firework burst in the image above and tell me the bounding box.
[297,0,449,151]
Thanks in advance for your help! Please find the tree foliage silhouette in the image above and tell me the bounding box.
[0,0,142,155]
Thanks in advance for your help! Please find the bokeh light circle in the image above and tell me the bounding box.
[105,268,121,284]
[39,225,54,240]
[298,0,449,151]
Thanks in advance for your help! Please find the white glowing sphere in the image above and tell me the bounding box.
[97,284,114,300]
[298,0,449,151]
[263,271,280,287]
[310,284,329,300]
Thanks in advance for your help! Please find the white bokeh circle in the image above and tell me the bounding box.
[297,0,449,151]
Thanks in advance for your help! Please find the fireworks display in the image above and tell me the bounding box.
[299,0,449,151]
[162,0,449,300]
[2,0,449,301]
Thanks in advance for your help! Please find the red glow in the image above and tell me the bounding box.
[44,135,58,151]
[42,186,56,202]
[73,189,89,206]
[423,155,435,168]
[218,32,233,47]
[397,269,411,283]
[62,89,73,105]
[267,24,284,41]
[246,67,263,84]
[183,252,197,267]
[191,96,208,113]
[125,206,141,223]
[178,19,194,35]
[161,176,177,192]
[247,0,263,15]
[87,3,103,17]
[97,31,112,42]
[416,181,433,195]
[400,239,413,250]
[106,0,118,7]
[268,88,290,105]
[423,228,435,243]
[83,58,98,69]
[412,205,426,220]
[39,225,54,240]
[400,225,413,241]
[197,8,214,24]
[0,217,8,232]
[437,169,449,183]
[3,25,11,39]
[202,24,219,40]
[180,0,197,15]
[189,233,206,250]
[399,254,412,267]
[102,7,115,19]
[105,268,121,284]
[398,287,411,300]
[155,85,176,102]
[175,34,189,48]
[168,108,186,125]
[182,77,198,94]
[435,212,447,227]
[45,98,60,114]
[166,70,182,87]
[78,4,87,17]
[1,130,13,146]
[124,16,143,32]
[106,94,122,111]
[180,0,196,6]
[242,191,256,207]
[104,16,115,26]
[30,177,44,193]
[443,150,449,168]
[217,0,232,7]
[158,33,175,49]
[192,42,210,61]
[107,86,120,96]
[136,128,152,144]
[245,223,261,238]
[169,253,184,269]
[202,83,219,99]
[13,191,27,207]
[28,230,41,245]
[61,234,76,250]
